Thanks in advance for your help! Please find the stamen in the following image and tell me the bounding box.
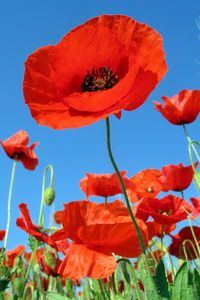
[81,66,119,92]
[158,209,173,216]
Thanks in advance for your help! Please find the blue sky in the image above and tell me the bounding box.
[0,0,200,249]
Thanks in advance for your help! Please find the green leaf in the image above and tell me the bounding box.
[0,279,9,292]
[192,269,200,299]
[155,260,170,299]
[46,292,75,300]
[138,255,162,300]
[171,262,193,300]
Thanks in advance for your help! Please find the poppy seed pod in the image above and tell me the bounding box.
[44,250,56,270]
[43,187,55,206]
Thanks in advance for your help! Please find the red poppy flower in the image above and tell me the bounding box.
[23,15,167,129]
[191,196,200,215]
[169,226,200,259]
[25,248,61,277]
[16,203,68,251]
[127,169,163,202]
[0,230,6,241]
[146,220,176,240]
[154,90,200,125]
[158,162,197,192]
[1,130,39,170]
[3,245,25,267]
[136,195,194,225]
[80,171,133,199]
[54,200,148,279]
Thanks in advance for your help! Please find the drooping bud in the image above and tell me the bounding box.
[43,187,55,206]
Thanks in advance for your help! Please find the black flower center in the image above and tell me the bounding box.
[10,152,25,159]
[81,66,119,92]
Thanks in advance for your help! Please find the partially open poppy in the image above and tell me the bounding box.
[0,230,6,241]
[154,90,200,125]
[158,162,197,192]
[80,171,133,199]
[1,130,38,170]
[54,200,148,279]
[169,226,200,259]
[25,248,61,277]
[3,245,25,267]
[23,15,167,129]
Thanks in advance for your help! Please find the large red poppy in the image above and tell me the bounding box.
[127,169,163,202]
[154,90,200,125]
[135,195,194,225]
[23,15,167,129]
[80,171,133,198]
[169,226,200,259]
[158,162,197,192]
[54,200,148,279]
[0,130,38,170]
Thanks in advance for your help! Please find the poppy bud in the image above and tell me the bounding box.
[43,187,55,206]
[194,172,200,191]
[44,250,56,270]
[13,277,23,295]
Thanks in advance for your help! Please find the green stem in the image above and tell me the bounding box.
[105,117,146,254]
[180,190,184,200]
[182,124,200,162]
[117,259,142,300]
[21,246,37,299]
[21,165,54,298]
[4,160,17,249]
[38,164,54,226]
[98,280,109,300]
[188,217,200,258]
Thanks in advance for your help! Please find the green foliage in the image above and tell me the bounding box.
[138,255,163,300]
[46,292,74,300]
[0,279,9,292]
[155,260,170,299]
[171,262,198,300]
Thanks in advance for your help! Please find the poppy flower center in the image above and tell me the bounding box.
[81,66,119,92]
[158,209,173,216]
[12,152,25,159]
[146,187,154,193]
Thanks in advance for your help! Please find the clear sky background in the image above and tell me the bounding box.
[0,0,200,249]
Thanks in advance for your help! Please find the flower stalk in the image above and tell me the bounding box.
[4,159,17,249]
[105,117,146,254]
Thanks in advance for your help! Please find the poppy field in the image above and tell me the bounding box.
[1,5,200,300]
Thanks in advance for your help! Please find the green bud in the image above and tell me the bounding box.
[44,250,56,270]
[13,277,23,295]
[194,172,200,191]
[43,187,55,206]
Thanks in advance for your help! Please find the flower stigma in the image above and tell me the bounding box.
[81,66,119,92]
